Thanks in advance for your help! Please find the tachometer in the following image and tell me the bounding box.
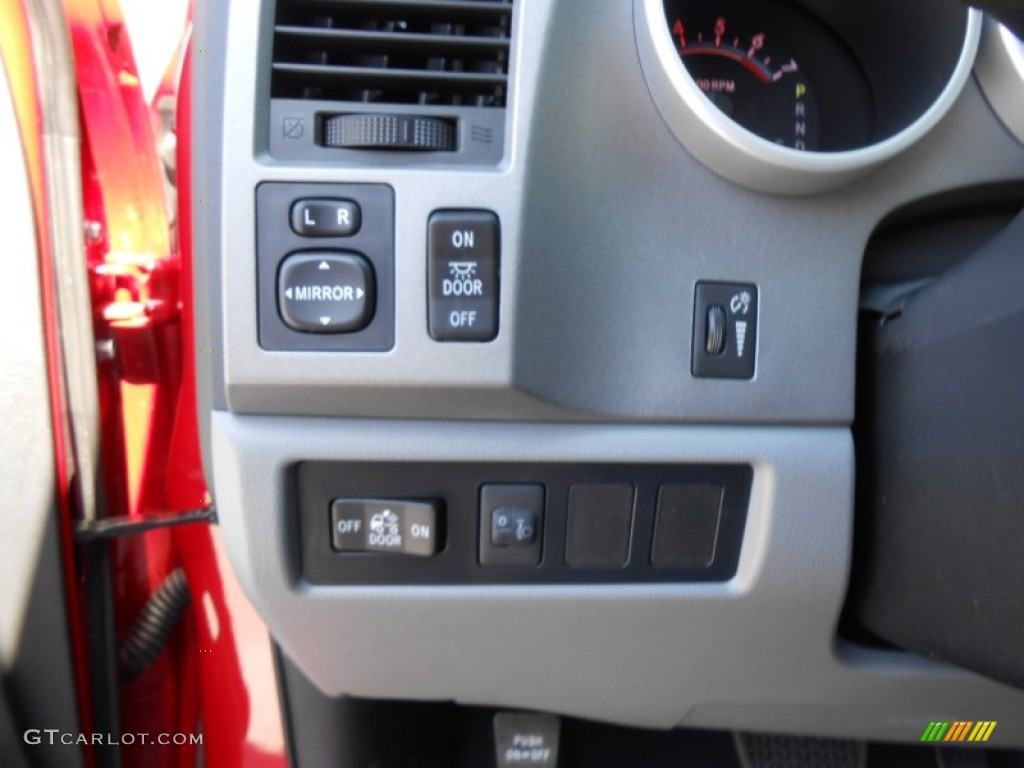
[669,13,819,150]
[638,0,979,193]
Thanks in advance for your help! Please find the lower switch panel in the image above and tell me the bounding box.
[299,462,752,586]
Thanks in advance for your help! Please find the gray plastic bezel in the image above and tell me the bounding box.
[975,20,1024,145]
[269,100,508,167]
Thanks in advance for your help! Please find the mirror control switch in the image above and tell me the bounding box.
[278,252,375,333]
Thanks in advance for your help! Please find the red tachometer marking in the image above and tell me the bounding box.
[672,19,686,48]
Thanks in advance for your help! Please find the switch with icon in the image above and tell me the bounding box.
[692,282,758,380]
[479,485,544,566]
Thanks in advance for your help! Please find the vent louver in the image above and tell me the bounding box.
[272,0,513,108]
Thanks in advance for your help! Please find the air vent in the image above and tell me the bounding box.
[272,0,513,107]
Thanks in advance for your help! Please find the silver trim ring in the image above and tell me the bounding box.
[975,19,1024,146]
[634,0,982,195]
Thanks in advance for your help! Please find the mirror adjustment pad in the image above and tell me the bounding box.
[278,252,374,333]
[428,210,500,341]
[692,282,758,380]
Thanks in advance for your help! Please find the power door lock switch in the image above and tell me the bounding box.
[692,282,758,379]
[331,499,440,557]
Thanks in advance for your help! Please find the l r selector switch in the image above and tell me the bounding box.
[291,198,361,237]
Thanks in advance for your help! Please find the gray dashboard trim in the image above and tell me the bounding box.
[192,0,230,434]
[211,414,1024,745]
[976,19,1024,145]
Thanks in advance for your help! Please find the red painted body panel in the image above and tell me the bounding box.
[65,1,190,764]
[0,4,96,765]
[17,1,293,763]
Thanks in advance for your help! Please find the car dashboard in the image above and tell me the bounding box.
[191,0,1024,760]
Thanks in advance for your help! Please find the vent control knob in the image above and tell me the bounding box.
[322,114,457,152]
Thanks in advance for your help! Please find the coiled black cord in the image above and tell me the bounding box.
[117,567,191,682]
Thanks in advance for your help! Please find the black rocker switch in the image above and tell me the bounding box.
[479,484,544,566]
[428,211,500,341]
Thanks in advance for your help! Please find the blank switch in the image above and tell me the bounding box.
[566,484,634,567]
[651,485,723,568]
